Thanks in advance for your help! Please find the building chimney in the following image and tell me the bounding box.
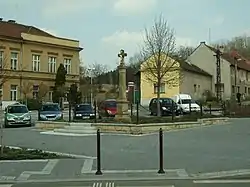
[8,20,16,23]
[200,41,206,44]
[0,18,3,21]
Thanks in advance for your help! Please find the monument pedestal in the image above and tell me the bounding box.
[114,62,131,123]
[115,99,131,123]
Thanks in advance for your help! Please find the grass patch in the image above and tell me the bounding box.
[0,147,70,160]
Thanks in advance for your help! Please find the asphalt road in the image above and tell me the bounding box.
[2,118,250,176]
[2,179,250,187]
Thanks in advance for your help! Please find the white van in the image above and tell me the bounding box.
[172,94,200,113]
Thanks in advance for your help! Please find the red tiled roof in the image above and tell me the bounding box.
[205,44,250,71]
[0,20,56,39]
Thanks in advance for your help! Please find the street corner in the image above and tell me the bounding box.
[0,159,50,181]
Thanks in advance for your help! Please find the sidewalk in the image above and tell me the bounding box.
[0,158,188,182]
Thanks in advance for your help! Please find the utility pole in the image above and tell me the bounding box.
[214,47,223,102]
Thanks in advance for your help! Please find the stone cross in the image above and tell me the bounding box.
[118,49,127,66]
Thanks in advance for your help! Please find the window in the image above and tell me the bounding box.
[64,58,71,74]
[154,83,165,94]
[248,88,250,95]
[41,104,60,111]
[10,52,18,70]
[245,87,247,94]
[0,51,3,68]
[232,85,235,93]
[32,55,40,71]
[8,105,28,113]
[48,91,53,101]
[48,57,56,73]
[33,85,39,99]
[194,84,197,93]
[10,85,17,101]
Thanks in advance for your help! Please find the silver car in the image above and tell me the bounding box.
[38,103,63,121]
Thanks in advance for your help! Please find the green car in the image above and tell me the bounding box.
[4,103,32,128]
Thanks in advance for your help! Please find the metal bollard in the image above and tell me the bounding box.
[158,128,165,174]
[68,104,71,122]
[136,100,139,125]
[95,129,102,175]
[200,103,203,117]
[94,102,97,123]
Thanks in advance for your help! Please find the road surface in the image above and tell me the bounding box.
[2,118,250,173]
[1,178,250,187]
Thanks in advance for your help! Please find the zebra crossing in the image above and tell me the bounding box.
[92,182,115,187]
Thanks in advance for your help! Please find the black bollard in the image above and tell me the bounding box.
[189,100,191,114]
[136,100,139,125]
[130,103,133,117]
[68,104,71,122]
[95,129,102,175]
[200,103,203,117]
[158,128,165,174]
[171,100,174,121]
[94,101,97,123]
[209,104,212,115]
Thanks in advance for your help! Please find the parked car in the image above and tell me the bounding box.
[4,103,32,127]
[172,94,200,113]
[38,103,63,121]
[149,97,179,116]
[98,99,117,118]
[74,103,95,120]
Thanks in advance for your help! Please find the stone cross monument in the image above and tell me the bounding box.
[115,49,131,122]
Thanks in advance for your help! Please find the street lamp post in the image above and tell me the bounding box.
[88,68,95,105]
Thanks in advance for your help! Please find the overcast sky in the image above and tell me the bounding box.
[1,0,250,69]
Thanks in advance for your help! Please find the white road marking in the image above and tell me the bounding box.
[176,169,189,177]
[40,131,96,136]
[81,159,94,173]
[105,182,115,187]
[192,169,250,179]
[0,159,48,163]
[193,179,250,183]
[0,185,13,187]
[0,176,16,180]
[16,159,59,181]
[84,169,185,174]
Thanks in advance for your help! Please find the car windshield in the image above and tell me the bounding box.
[160,98,173,104]
[41,104,60,111]
[75,104,92,111]
[181,99,196,104]
[106,101,116,107]
[8,106,28,113]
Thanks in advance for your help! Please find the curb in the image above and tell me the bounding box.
[2,145,97,159]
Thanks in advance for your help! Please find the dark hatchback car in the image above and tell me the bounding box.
[149,97,179,116]
[38,103,63,121]
[73,103,95,120]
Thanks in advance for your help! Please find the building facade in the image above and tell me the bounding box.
[0,19,82,108]
[188,41,250,100]
[138,54,212,106]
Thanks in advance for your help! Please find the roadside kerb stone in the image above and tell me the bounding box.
[35,121,69,130]
[34,117,229,134]
[92,117,229,134]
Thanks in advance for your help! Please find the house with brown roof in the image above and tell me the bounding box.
[188,41,250,99]
[0,18,82,108]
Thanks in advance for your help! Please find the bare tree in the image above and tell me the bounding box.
[0,42,11,155]
[177,46,195,60]
[139,15,181,117]
[38,82,49,102]
[21,81,33,105]
[91,62,108,90]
